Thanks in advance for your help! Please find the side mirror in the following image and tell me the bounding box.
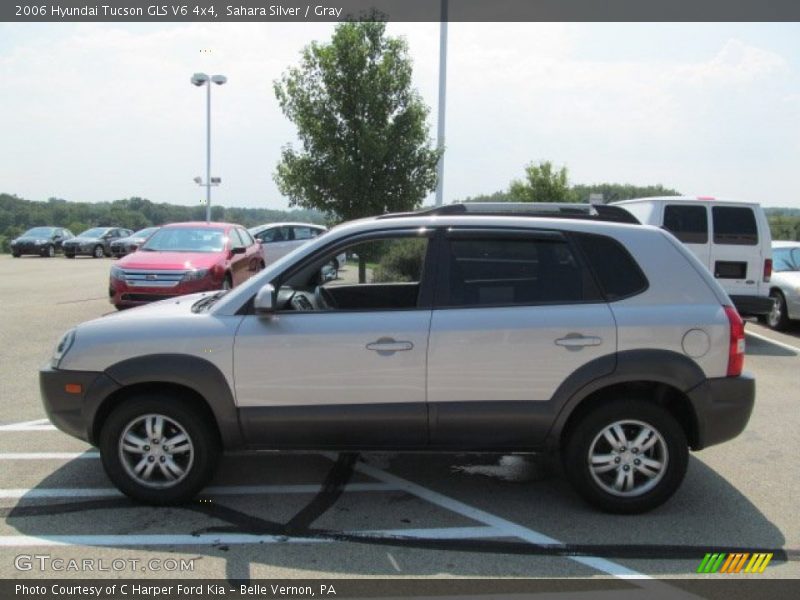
[231,246,246,255]
[254,283,277,316]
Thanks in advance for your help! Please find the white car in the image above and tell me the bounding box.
[249,222,346,270]
[765,241,800,330]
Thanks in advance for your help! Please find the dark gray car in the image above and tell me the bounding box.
[110,227,160,258]
[63,227,133,258]
[10,227,74,257]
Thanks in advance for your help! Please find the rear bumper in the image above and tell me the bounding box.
[39,366,120,444]
[687,373,755,450]
[730,294,775,317]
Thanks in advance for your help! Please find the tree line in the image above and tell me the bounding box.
[0,194,326,253]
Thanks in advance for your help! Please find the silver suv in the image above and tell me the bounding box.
[40,203,754,513]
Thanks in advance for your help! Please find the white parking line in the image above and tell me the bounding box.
[0,482,399,499]
[0,452,99,460]
[0,422,57,431]
[336,454,652,581]
[746,330,800,354]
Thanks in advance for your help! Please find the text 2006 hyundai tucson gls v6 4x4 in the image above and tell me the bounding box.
[40,203,754,514]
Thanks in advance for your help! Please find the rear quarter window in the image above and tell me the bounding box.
[574,233,649,301]
[712,206,758,246]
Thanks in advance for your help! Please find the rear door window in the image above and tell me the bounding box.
[441,232,598,307]
[663,205,708,244]
[712,206,758,246]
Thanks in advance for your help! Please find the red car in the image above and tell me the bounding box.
[109,222,264,309]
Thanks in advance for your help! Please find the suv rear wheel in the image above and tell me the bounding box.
[99,394,220,505]
[564,400,688,514]
[766,290,790,331]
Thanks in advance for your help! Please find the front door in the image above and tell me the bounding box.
[233,230,434,449]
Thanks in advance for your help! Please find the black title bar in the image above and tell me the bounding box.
[4,0,800,23]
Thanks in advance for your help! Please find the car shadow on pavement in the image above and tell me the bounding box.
[744,334,798,357]
[3,450,791,579]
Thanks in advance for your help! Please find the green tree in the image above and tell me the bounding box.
[274,20,440,279]
[508,161,572,203]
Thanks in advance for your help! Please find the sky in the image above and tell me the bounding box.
[1,22,799,210]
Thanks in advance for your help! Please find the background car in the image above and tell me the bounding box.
[249,222,346,271]
[764,241,800,330]
[63,227,133,258]
[110,226,160,258]
[10,227,74,257]
[109,222,264,309]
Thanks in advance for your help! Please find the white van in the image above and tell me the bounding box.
[612,197,773,317]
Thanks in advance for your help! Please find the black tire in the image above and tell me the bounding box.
[766,290,790,332]
[92,245,104,259]
[98,394,220,505]
[563,400,688,514]
[65,252,75,258]
[41,245,55,258]
[222,274,233,290]
[12,252,20,258]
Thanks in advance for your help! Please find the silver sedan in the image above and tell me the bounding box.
[765,241,800,330]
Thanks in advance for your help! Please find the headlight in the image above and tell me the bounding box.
[110,266,125,280]
[183,268,209,281]
[51,329,76,369]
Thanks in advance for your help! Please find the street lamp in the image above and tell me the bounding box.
[191,72,227,222]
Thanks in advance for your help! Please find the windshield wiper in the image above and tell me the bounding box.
[191,290,228,313]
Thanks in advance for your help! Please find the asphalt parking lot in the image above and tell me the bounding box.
[0,254,798,588]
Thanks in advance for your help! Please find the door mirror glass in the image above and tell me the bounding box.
[254,283,277,315]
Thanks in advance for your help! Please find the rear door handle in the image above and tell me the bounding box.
[555,335,602,348]
[366,337,414,354]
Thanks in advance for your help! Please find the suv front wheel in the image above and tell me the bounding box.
[99,394,220,505]
[564,400,688,514]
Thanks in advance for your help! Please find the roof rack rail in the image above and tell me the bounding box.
[377,202,640,224]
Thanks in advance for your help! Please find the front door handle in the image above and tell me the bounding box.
[555,334,602,348]
[366,337,414,354]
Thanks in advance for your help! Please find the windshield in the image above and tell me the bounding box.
[132,227,158,239]
[141,227,226,253]
[22,227,56,237]
[773,248,800,272]
[78,228,111,238]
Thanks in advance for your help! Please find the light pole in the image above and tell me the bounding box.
[435,0,448,207]
[191,72,227,222]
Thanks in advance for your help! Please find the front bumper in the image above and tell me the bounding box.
[63,245,94,256]
[39,366,119,444]
[11,243,44,255]
[687,373,755,450]
[109,276,223,307]
[730,294,775,318]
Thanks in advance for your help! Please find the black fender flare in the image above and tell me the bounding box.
[91,354,243,448]
[545,349,706,448]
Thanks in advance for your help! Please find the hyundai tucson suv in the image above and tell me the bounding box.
[41,203,754,513]
[63,227,133,258]
[108,222,264,309]
[10,227,74,257]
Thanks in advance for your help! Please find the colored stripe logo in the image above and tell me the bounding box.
[697,552,773,574]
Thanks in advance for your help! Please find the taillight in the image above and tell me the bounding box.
[723,305,745,377]
[763,259,772,283]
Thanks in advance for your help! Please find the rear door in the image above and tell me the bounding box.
[710,205,763,296]
[254,226,294,264]
[426,228,616,449]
